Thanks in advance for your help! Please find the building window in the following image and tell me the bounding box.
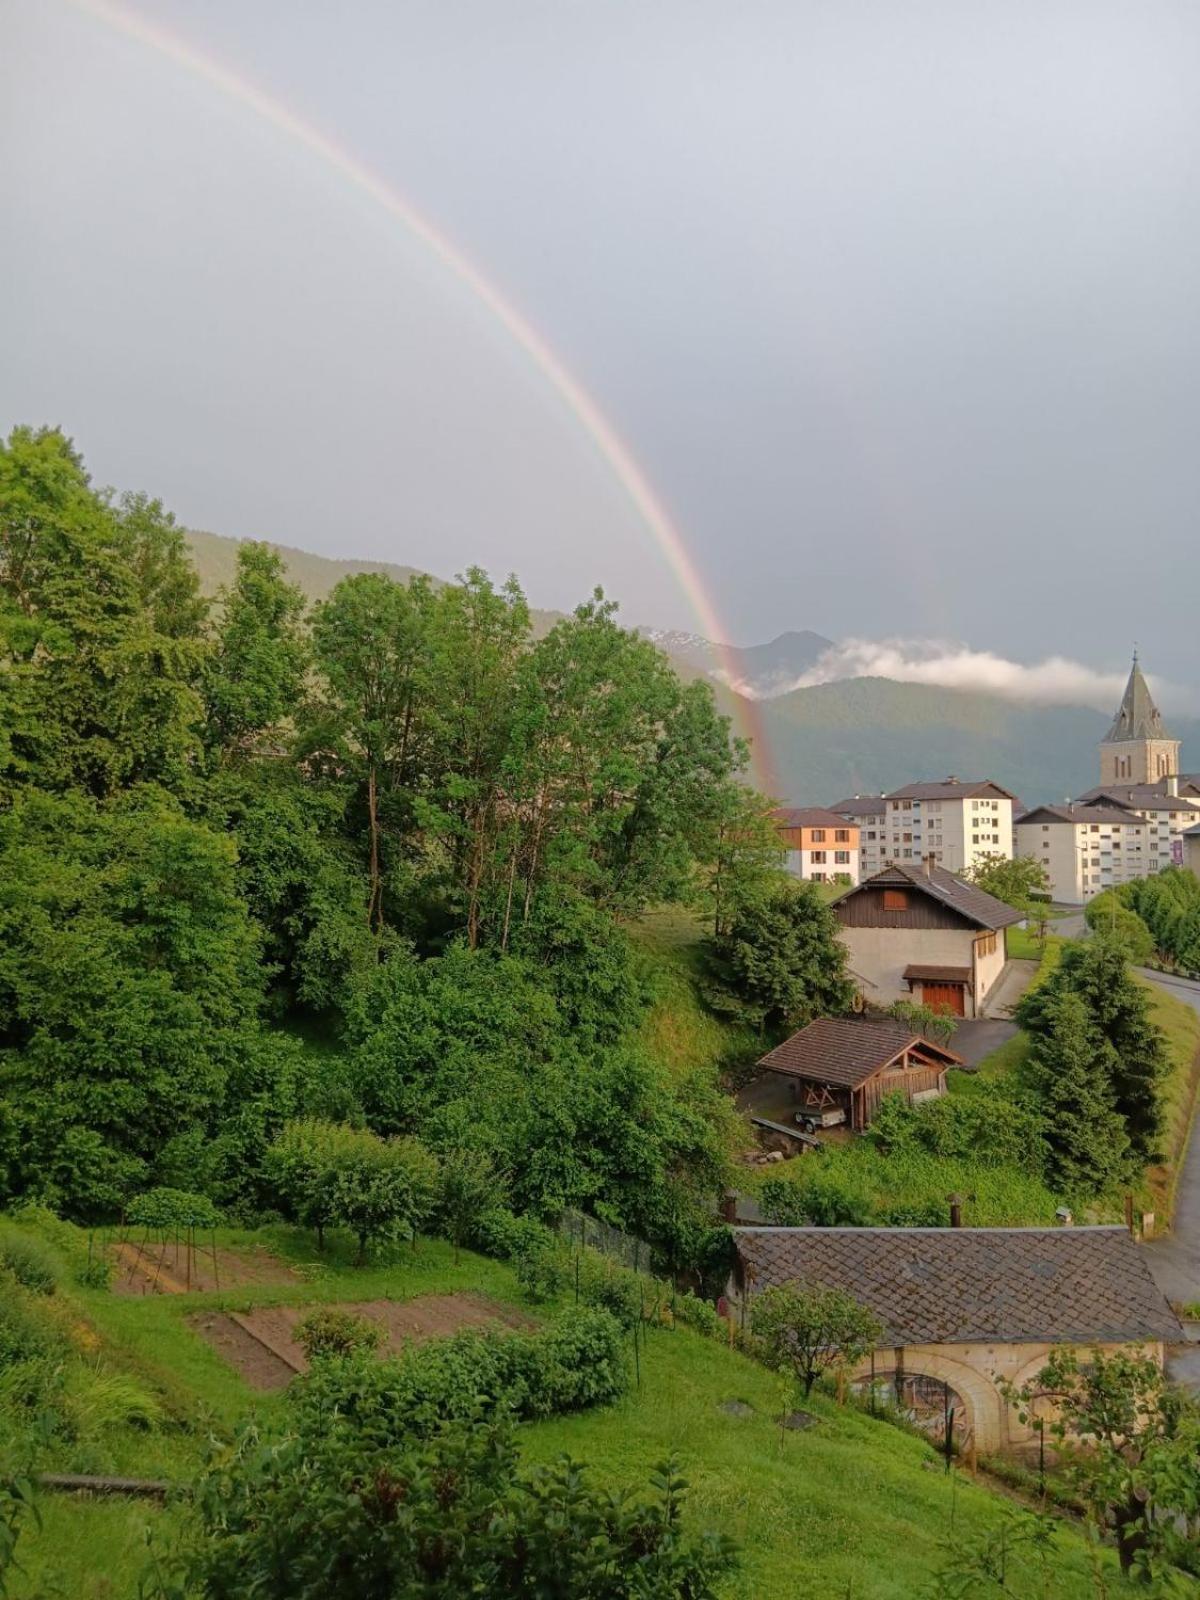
[883,889,909,911]
[811,850,827,863]
[811,871,826,882]
[976,933,997,957]
[834,850,850,864]
[811,829,826,842]
[835,829,849,843]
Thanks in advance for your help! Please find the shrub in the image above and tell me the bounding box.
[671,1292,724,1339]
[512,1237,570,1302]
[290,1308,626,1441]
[0,1227,62,1295]
[472,1207,555,1261]
[575,1253,642,1330]
[294,1307,385,1361]
[61,1369,163,1433]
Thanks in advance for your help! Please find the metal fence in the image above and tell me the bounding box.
[556,1208,655,1274]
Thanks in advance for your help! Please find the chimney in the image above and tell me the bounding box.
[1167,774,1179,798]
[923,853,936,877]
[1054,1206,1073,1227]
[720,1190,738,1224]
[947,1193,964,1228]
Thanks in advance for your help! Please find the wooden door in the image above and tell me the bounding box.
[922,983,965,1017]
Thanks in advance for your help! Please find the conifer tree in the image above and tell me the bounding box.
[1025,989,1130,1193]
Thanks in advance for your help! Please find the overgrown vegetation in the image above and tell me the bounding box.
[0,425,783,1265]
[1088,870,1200,975]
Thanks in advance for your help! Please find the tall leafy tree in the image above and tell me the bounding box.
[204,542,308,753]
[306,572,438,931]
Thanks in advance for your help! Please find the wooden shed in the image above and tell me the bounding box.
[754,1017,962,1132]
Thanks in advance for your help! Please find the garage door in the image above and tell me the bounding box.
[921,982,965,1017]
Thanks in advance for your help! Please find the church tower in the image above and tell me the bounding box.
[1099,653,1180,786]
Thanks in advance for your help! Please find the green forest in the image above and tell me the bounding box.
[0,424,801,1264]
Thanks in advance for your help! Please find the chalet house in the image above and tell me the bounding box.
[753,1017,961,1132]
[773,807,860,886]
[728,1225,1182,1454]
[833,861,1021,1018]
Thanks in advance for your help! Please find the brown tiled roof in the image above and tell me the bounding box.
[773,807,858,830]
[885,779,1018,802]
[1016,804,1144,828]
[830,795,887,818]
[834,863,1023,932]
[755,1017,962,1088]
[903,964,971,984]
[732,1227,1183,1346]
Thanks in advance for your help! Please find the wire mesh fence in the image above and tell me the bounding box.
[556,1208,655,1275]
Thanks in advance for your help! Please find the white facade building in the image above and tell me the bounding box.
[830,796,887,877]
[1014,804,1150,905]
[880,780,1016,875]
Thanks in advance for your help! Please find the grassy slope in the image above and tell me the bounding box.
[630,908,759,1086]
[7,1220,1121,1600]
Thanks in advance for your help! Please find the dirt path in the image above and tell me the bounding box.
[111,1239,301,1295]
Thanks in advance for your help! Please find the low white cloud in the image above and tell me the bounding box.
[727,637,1180,711]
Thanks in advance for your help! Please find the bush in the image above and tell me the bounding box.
[575,1252,642,1330]
[0,1227,62,1295]
[512,1237,570,1302]
[290,1308,627,1441]
[294,1307,385,1361]
[471,1207,556,1261]
[671,1292,724,1338]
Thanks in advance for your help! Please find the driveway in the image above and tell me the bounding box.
[1139,969,1200,1314]
[950,1018,1018,1068]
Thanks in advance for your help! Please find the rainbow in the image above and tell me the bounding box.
[62,0,777,794]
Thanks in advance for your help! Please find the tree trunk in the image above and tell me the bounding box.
[367,764,383,932]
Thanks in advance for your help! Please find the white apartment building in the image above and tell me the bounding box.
[1185,825,1200,879]
[830,796,887,877]
[880,779,1016,875]
[1014,804,1150,904]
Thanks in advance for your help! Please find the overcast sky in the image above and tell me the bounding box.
[4,0,1198,685]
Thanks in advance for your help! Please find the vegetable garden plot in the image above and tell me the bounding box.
[192,1292,538,1389]
[111,1239,300,1295]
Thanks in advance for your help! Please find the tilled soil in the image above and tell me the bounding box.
[111,1240,301,1296]
[192,1292,537,1390]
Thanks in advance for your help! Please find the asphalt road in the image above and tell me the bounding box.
[1139,969,1200,1320]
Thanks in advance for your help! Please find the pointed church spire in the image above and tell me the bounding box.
[1105,653,1171,743]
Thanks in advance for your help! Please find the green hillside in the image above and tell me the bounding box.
[0,1212,1122,1600]
[761,677,1200,807]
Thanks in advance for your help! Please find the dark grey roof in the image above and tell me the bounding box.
[1104,657,1174,743]
[1016,804,1145,828]
[774,807,857,830]
[885,779,1018,802]
[833,863,1023,931]
[732,1226,1183,1346]
[1076,783,1200,815]
[755,1017,962,1088]
[830,795,887,818]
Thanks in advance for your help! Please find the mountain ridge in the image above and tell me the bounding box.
[184,528,1197,809]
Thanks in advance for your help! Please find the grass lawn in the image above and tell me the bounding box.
[631,907,761,1084]
[4,1217,1127,1600]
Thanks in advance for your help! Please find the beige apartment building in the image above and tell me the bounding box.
[773,807,860,886]
[1014,803,1150,904]
[880,779,1016,874]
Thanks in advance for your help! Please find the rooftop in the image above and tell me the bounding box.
[1076,782,1200,814]
[833,862,1023,932]
[885,778,1018,803]
[773,807,859,831]
[830,795,887,818]
[1016,804,1145,828]
[755,1016,962,1089]
[732,1226,1182,1346]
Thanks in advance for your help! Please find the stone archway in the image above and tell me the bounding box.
[852,1347,1007,1454]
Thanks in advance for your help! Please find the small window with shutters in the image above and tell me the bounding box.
[882,889,909,911]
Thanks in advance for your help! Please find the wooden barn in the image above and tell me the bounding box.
[754,1017,962,1133]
